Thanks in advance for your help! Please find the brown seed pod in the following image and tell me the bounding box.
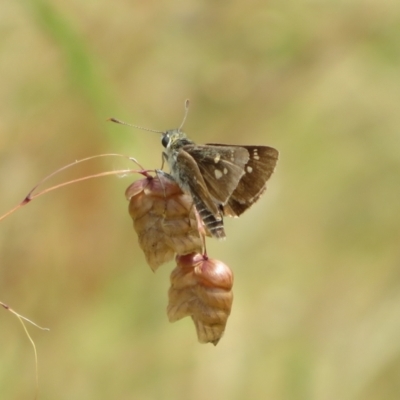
[125,174,203,271]
[167,253,234,345]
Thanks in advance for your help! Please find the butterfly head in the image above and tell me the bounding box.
[161,129,194,150]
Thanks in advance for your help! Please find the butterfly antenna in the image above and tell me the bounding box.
[107,118,164,134]
[178,99,190,131]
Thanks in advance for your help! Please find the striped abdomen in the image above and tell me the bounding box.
[193,196,225,239]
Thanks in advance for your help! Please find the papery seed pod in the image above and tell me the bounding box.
[167,253,234,345]
[125,174,203,271]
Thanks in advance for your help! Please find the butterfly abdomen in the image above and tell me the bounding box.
[193,196,225,239]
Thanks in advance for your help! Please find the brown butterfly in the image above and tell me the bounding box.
[110,101,279,238]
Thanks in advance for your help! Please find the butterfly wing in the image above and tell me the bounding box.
[207,144,279,217]
[184,144,249,205]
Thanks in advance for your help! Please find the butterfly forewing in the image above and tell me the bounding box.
[184,145,249,205]
[174,149,220,216]
[207,144,279,216]
[174,149,226,238]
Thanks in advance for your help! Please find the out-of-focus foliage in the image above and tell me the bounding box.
[1,0,400,399]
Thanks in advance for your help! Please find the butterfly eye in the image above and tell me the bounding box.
[161,133,170,148]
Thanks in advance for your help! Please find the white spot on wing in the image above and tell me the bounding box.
[223,167,228,174]
[214,169,223,179]
[246,166,253,173]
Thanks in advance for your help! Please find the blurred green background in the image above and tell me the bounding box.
[1,1,400,399]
